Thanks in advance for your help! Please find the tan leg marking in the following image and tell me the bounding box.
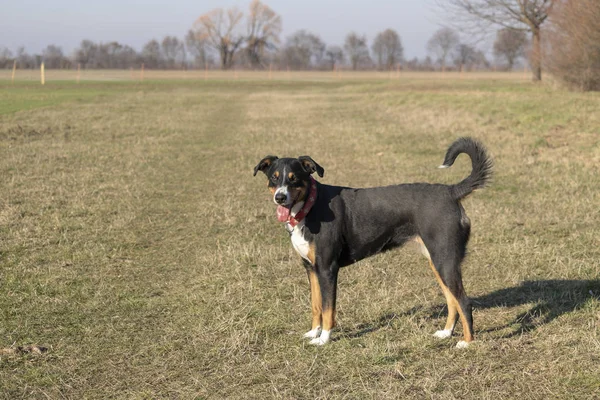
[428,259,459,332]
[322,306,336,331]
[416,236,472,343]
[308,270,322,330]
[428,260,473,343]
[307,242,316,266]
[457,305,474,343]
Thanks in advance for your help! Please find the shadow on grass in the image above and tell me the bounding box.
[334,313,399,341]
[336,280,600,340]
[471,279,600,338]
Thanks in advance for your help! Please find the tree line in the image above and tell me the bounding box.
[2,0,598,89]
[437,0,600,89]
[0,0,529,73]
[0,26,526,73]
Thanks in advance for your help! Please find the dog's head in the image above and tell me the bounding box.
[253,156,324,221]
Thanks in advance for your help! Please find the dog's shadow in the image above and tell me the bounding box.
[337,280,600,340]
[334,312,400,341]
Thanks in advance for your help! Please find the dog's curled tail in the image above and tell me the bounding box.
[438,137,493,200]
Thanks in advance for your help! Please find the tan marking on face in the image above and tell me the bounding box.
[308,270,322,330]
[288,180,308,206]
[269,186,276,195]
[274,171,279,178]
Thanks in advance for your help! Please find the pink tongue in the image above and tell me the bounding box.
[276,205,290,222]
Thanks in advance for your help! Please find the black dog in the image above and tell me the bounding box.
[253,138,492,347]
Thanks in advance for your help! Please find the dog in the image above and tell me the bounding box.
[253,137,492,348]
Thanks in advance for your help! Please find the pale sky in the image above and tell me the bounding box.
[1,0,444,59]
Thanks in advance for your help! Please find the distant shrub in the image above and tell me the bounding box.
[546,0,600,91]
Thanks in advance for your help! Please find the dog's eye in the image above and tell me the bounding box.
[270,174,279,183]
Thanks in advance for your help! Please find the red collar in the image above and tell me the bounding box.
[287,177,318,228]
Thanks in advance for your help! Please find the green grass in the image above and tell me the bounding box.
[0,82,125,116]
[1,76,600,399]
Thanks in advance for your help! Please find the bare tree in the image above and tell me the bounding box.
[372,29,404,70]
[246,0,281,68]
[325,46,344,71]
[473,50,490,70]
[74,40,96,68]
[161,36,185,69]
[436,0,555,81]
[186,30,211,68]
[42,45,69,69]
[93,44,110,68]
[493,28,527,70]
[118,45,137,68]
[344,32,370,70]
[546,0,600,90]
[141,39,162,68]
[104,42,122,68]
[0,47,13,69]
[427,27,460,71]
[282,30,325,69]
[16,47,36,68]
[405,57,418,71]
[422,56,435,71]
[454,44,478,71]
[73,40,139,69]
[195,7,244,69]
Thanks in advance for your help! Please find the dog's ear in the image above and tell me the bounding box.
[298,156,324,177]
[253,155,278,176]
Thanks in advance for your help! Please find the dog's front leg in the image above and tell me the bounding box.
[303,262,322,339]
[309,261,339,346]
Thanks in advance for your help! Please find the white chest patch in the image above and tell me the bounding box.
[290,221,311,262]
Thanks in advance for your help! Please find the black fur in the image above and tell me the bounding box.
[440,137,493,200]
[298,156,325,177]
[254,137,493,345]
[253,155,278,177]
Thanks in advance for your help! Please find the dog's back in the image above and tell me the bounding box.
[254,137,493,347]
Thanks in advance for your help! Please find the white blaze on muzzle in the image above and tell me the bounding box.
[273,185,292,206]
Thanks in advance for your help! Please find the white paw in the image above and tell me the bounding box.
[456,340,470,349]
[309,337,328,346]
[309,330,330,346]
[433,329,453,339]
[303,327,322,339]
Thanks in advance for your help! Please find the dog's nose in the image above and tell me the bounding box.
[275,192,287,204]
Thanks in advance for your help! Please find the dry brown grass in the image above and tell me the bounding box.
[0,76,599,398]
[1,68,532,83]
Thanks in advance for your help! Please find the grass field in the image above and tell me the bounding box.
[1,72,600,399]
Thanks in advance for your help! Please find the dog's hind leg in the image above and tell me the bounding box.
[428,258,459,339]
[415,237,458,339]
[435,258,474,348]
[419,236,474,348]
